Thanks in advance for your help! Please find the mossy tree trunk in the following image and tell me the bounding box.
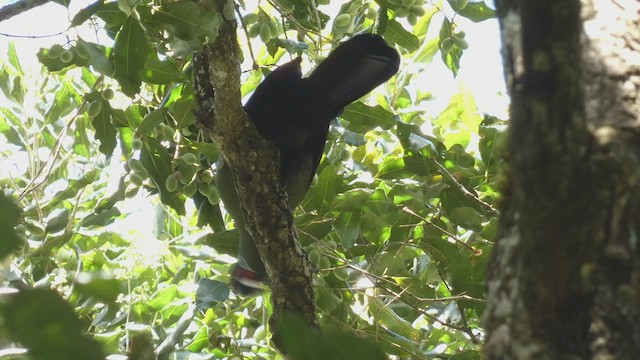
[485,0,640,358]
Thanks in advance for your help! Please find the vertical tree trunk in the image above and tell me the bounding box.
[485,0,640,358]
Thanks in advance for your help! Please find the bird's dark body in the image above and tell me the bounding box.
[215,34,400,295]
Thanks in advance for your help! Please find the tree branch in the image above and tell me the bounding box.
[0,0,52,23]
[193,0,317,351]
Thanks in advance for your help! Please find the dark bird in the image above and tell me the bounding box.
[215,34,400,295]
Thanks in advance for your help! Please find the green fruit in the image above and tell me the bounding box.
[319,256,331,270]
[259,23,272,43]
[325,240,337,250]
[333,267,349,281]
[199,182,215,197]
[388,0,400,5]
[338,149,351,162]
[129,173,144,187]
[248,23,261,38]
[410,5,426,16]
[453,36,469,49]
[183,152,199,165]
[132,138,143,150]
[365,7,377,19]
[453,0,468,11]
[48,44,64,59]
[254,325,267,342]
[402,0,415,7]
[87,100,102,117]
[453,30,466,39]
[440,37,454,53]
[182,182,198,197]
[395,6,410,17]
[207,189,220,204]
[125,184,139,198]
[244,13,259,24]
[60,50,74,63]
[165,175,178,192]
[279,0,295,12]
[127,158,145,173]
[407,14,417,25]
[308,249,321,267]
[75,43,90,59]
[101,88,114,100]
[200,169,214,183]
[25,218,45,236]
[334,13,352,28]
[159,124,175,140]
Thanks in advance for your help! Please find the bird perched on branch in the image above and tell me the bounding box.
[215,33,400,295]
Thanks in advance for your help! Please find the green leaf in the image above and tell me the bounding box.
[195,278,230,310]
[341,102,396,132]
[334,211,361,249]
[42,170,100,213]
[313,166,343,214]
[89,99,118,156]
[141,137,186,215]
[280,315,386,360]
[70,0,105,26]
[136,108,167,136]
[153,1,221,41]
[140,52,185,84]
[458,1,496,22]
[448,206,484,232]
[296,214,334,247]
[113,16,150,97]
[384,19,420,52]
[74,272,122,303]
[3,289,106,360]
[0,192,22,259]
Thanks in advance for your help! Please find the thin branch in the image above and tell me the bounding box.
[431,159,498,215]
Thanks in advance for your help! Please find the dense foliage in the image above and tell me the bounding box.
[0,0,504,358]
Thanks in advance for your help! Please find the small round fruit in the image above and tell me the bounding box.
[48,44,64,59]
[182,182,198,197]
[101,88,114,100]
[279,0,295,12]
[319,256,331,270]
[410,5,426,16]
[183,152,199,166]
[259,23,272,43]
[333,267,349,281]
[365,7,377,19]
[440,37,455,53]
[159,124,175,140]
[132,138,143,150]
[308,249,321,267]
[407,13,417,25]
[395,6,410,17]
[248,23,261,38]
[453,36,469,49]
[244,13,259,24]
[128,173,144,187]
[60,50,74,63]
[75,43,90,59]
[87,100,102,117]
[401,0,415,7]
[453,30,466,39]
[198,182,215,197]
[334,13,352,28]
[127,158,145,173]
[165,174,178,192]
[453,0,468,11]
[200,169,214,183]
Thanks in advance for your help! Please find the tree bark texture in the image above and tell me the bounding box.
[485,0,640,359]
[192,0,317,349]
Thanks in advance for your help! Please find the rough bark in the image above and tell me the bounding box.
[485,0,640,359]
[0,0,51,23]
[192,0,317,350]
